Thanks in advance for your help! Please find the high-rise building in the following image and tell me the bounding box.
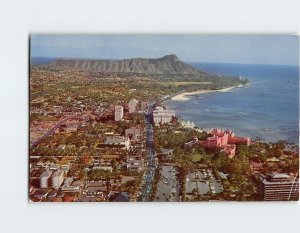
[51,170,64,189]
[114,105,124,121]
[140,101,148,110]
[152,106,175,125]
[260,173,299,201]
[40,170,52,188]
[128,99,139,113]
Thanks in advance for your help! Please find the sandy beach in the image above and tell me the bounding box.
[170,85,244,101]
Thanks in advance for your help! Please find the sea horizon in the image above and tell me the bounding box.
[30,57,299,144]
[30,56,299,68]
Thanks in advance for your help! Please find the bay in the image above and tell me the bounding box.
[165,62,299,144]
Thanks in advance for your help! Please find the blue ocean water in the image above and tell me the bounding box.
[30,57,56,64]
[165,63,299,144]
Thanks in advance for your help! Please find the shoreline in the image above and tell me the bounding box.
[169,84,245,101]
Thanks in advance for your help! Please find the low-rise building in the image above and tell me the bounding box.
[61,178,81,192]
[184,137,198,149]
[220,144,236,159]
[250,161,264,173]
[126,158,144,172]
[181,120,195,129]
[125,128,141,141]
[49,163,60,171]
[103,136,130,150]
[112,192,130,202]
[101,154,121,161]
[65,124,78,134]
[34,189,49,200]
[156,148,174,162]
[93,165,113,172]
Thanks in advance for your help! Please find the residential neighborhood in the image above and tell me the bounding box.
[29,62,299,202]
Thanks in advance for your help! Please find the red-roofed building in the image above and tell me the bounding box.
[221,144,236,159]
[250,161,264,173]
[200,128,251,158]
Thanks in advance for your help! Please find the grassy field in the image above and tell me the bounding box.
[161,81,212,86]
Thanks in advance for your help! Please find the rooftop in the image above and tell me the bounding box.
[112,192,130,202]
[269,173,290,179]
[40,170,52,179]
[52,170,64,177]
[105,136,129,144]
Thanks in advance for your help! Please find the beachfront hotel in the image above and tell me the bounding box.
[200,128,250,158]
[259,173,299,201]
[114,105,124,121]
[209,128,251,146]
[152,106,175,125]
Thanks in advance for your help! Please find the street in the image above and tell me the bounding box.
[139,103,156,201]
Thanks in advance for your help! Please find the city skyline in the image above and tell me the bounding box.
[31,34,299,66]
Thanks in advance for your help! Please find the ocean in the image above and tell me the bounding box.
[30,57,57,65]
[165,63,299,144]
[31,57,299,143]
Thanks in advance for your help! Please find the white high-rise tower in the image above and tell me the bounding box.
[128,98,139,113]
[115,105,124,121]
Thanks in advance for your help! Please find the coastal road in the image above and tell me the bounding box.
[139,102,156,202]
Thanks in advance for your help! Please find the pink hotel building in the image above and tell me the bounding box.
[200,128,251,158]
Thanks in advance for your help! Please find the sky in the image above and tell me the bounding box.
[31,34,299,65]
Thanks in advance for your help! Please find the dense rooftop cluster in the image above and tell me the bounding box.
[29,66,298,202]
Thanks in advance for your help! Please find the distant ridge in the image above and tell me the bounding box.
[48,54,202,75]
